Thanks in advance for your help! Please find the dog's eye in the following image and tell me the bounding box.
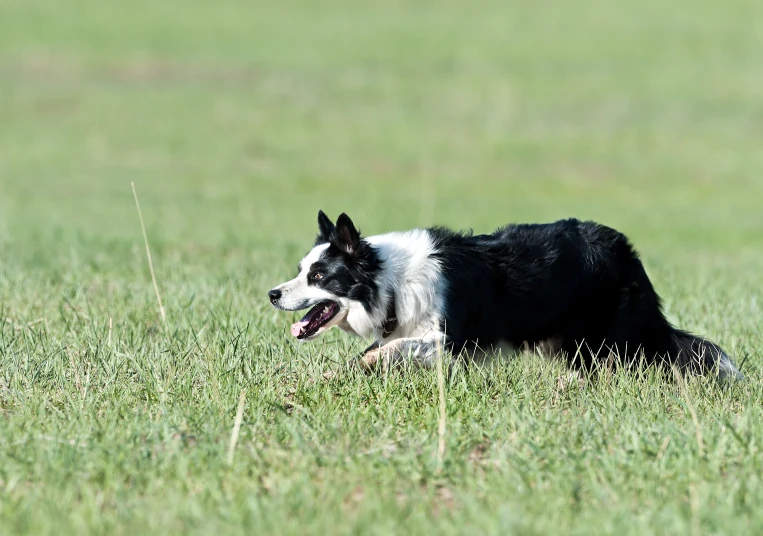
[311,273,323,280]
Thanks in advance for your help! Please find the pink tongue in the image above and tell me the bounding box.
[290,306,323,337]
[291,321,308,337]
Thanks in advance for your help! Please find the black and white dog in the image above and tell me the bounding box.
[269,211,742,380]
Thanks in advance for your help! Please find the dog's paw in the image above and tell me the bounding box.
[357,347,382,372]
[322,369,340,382]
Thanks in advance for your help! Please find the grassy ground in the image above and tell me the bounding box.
[1,0,762,533]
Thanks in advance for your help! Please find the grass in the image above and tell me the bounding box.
[1,0,762,533]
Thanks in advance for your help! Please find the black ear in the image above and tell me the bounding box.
[316,210,335,244]
[334,213,361,254]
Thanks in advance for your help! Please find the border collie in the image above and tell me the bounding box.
[268,211,742,380]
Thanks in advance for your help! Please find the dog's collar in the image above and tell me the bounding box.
[381,295,397,338]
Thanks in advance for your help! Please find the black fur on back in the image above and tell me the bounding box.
[429,218,731,374]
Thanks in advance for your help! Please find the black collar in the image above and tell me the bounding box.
[381,294,397,338]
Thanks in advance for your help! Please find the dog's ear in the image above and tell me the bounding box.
[334,213,361,254]
[316,210,335,244]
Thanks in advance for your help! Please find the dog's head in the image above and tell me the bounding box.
[268,211,382,340]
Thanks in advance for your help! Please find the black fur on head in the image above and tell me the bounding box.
[311,211,383,310]
[335,213,361,254]
[316,210,336,245]
[315,211,363,256]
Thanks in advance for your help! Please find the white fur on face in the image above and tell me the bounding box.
[271,229,448,344]
[272,242,355,338]
[271,240,382,340]
[271,244,334,311]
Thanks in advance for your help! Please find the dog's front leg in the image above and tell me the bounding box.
[355,337,447,374]
[322,337,448,381]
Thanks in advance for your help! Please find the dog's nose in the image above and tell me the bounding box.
[268,289,282,304]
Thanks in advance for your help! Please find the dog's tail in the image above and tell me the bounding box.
[669,329,744,381]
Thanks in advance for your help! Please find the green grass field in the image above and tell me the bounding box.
[1,0,762,533]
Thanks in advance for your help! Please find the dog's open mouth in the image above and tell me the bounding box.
[291,301,340,339]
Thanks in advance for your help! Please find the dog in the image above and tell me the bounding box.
[268,210,742,380]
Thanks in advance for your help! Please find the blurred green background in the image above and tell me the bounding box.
[2,0,762,257]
